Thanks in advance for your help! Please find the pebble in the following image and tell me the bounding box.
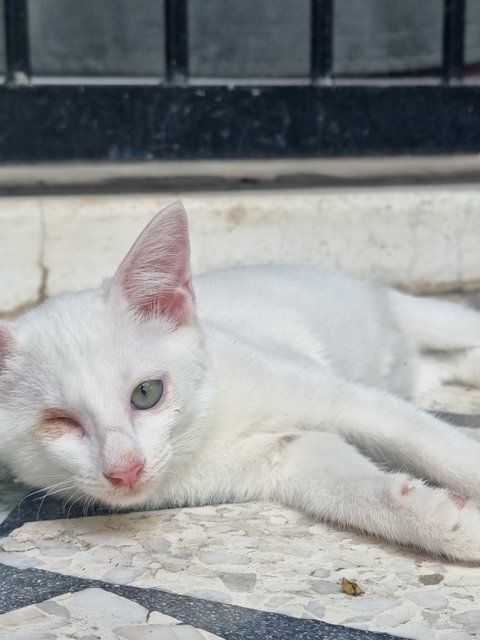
[103,567,144,584]
[37,600,71,619]
[349,596,398,615]
[418,573,444,585]
[114,625,206,640]
[67,588,148,625]
[199,551,250,566]
[405,589,448,610]
[0,604,51,627]
[221,572,257,591]
[310,579,340,595]
[393,621,437,640]
[451,609,480,633]
[147,611,181,625]
[0,550,39,569]
[304,601,326,619]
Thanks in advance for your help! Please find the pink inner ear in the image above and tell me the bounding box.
[163,286,194,326]
[111,202,195,325]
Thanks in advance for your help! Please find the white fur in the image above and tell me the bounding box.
[2,202,480,562]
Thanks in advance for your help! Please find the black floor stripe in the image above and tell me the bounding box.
[0,492,149,536]
[0,564,401,640]
[430,411,480,427]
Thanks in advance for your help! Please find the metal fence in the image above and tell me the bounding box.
[1,0,478,162]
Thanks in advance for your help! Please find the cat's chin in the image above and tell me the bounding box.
[96,485,157,509]
[104,494,152,509]
[104,497,150,509]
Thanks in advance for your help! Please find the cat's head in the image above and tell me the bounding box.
[0,202,214,508]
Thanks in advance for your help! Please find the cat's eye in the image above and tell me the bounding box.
[131,379,164,410]
[41,411,84,438]
[59,416,81,428]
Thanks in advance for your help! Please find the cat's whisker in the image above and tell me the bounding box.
[160,465,190,481]
[32,484,76,503]
[22,479,74,505]
[64,490,85,518]
[63,488,85,517]
[32,486,77,524]
[87,494,99,515]
[35,488,62,521]
[66,496,84,519]
[169,430,202,448]
[169,438,197,457]
[83,495,96,515]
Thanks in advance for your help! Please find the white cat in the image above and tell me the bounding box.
[2,202,480,561]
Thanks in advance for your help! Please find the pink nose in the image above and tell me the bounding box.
[105,462,144,488]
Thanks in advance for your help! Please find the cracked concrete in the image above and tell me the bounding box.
[0,200,43,315]
[37,202,49,308]
[0,187,480,316]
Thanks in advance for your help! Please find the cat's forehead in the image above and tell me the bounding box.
[24,291,121,346]
[15,289,173,371]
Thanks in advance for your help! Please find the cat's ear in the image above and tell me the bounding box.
[0,325,13,371]
[110,202,195,325]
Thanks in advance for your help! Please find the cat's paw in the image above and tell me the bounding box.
[392,476,480,563]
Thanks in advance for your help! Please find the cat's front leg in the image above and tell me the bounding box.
[324,380,480,500]
[260,369,480,500]
[269,431,480,562]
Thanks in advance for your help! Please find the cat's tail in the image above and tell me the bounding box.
[389,289,480,352]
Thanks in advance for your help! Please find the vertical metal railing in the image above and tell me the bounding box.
[442,0,465,84]
[4,0,30,84]
[310,0,333,84]
[1,0,470,88]
[164,0,189,84]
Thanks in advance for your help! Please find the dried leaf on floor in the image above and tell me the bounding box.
[341,577,364,596]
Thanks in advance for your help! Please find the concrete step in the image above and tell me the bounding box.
[0,185,479,316]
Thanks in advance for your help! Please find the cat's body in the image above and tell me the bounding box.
[2,202,480,561]
[196,265,412,396]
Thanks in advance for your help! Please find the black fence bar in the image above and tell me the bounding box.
[442,0,465,84]
[4,0,30,84]
[165,0,189,84]
[310,0,334,84]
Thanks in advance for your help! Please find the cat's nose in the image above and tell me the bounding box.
[105,461,144,488]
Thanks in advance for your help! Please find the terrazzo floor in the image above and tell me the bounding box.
[1,383,480,640]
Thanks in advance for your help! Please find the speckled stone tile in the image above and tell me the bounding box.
[1,382,480,640]
[0,587,225,639]
[0,501,478,639]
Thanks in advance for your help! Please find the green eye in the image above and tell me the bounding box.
[131,379,164,410]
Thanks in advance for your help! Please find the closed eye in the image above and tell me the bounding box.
[57,416,82,428]
[40,411,84,437]
[44,414,81,427]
